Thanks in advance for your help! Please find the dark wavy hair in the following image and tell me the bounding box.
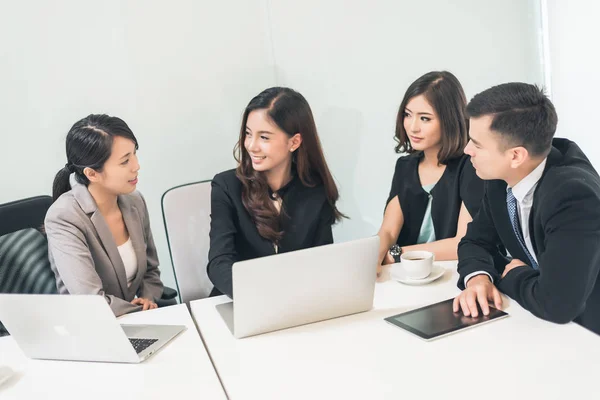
[52,114,138,202]
[394,71,468,164]
[234,87,344,243]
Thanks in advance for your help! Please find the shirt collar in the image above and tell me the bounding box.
[509,158,547,203]
[268,171,297,200]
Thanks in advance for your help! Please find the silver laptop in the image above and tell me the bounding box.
[217,236,379,338]
[0,294,186,363]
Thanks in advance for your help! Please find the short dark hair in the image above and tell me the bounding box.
[395,71,468,164]
[466,83,557,157]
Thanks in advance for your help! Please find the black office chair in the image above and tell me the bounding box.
[0,196,55,336]
[0,196,177,336]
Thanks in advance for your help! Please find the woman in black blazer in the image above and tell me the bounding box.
[377,71,484,267]
[207,87,345,298]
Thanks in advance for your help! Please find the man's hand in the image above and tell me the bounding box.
[131,297,158,311]
[501,258,526,278]
[453,275,503,317]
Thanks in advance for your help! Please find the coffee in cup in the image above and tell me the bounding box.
[400,250,434,279]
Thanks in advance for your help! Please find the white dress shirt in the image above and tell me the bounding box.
[464,158,547,286]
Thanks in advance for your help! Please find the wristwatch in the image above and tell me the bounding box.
[389,244,403,263]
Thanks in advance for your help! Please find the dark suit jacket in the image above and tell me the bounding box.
[207,169,335,298]
[386,153,484,246]
[458,138,600,335]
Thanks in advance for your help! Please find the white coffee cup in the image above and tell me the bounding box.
[400,250,434,279]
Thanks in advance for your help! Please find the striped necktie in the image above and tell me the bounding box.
[506,188,539,269]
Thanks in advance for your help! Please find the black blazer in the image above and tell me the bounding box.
[387,153,484,246]
[458,138,600,335]
[207,169,335,298]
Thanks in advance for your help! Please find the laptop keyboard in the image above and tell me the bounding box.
[129,338,158,354]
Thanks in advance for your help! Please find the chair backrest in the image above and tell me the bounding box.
[0,195,57,336]
[0,195,53,237]
[0,229,57,295]
[162,181,213,304]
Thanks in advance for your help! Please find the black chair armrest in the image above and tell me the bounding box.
[161,286,178,300]
[156,286,178,307]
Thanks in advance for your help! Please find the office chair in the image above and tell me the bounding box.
[0,195,177,336]
[162,180,213,304]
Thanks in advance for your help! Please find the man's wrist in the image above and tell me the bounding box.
[466,274,492,288]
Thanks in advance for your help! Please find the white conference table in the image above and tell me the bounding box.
[0,303,226,400]
[191,261,600,400]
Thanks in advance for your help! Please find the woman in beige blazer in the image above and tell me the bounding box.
[45,114,164,316]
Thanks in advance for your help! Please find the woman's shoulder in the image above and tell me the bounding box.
[453,154,477,176]
[447,153,471,166]
[446,154,484,210]
[391,152,421,179]
[394,152,421,167]
[389,153,420,188]
[44,191,89,234]
[292,179,335,223]
[121,190,148,211]
[45,191,79,222]
[212,169,241,191]
[294,178,329,206]
[440,153,473,177]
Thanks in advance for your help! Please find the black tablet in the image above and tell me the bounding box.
[384,298,509,341]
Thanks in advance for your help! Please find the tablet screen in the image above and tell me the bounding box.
[384,298,508,341]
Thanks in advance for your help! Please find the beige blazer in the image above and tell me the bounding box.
[45,180,164,316]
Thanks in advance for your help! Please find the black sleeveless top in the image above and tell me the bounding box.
[386,153,484,247]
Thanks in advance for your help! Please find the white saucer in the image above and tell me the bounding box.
[391,263,445,285]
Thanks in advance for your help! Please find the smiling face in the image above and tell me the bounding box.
[402,95,442,153]
[244,109,300,174]
[85,136,140,195]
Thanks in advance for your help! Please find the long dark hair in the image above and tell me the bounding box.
[52,114,138,202]
[234,87,344,243]
[394,71,468,164]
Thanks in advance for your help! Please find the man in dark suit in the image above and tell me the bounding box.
[453,82,600,335]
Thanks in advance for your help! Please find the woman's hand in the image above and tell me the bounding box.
[131,297,158,311]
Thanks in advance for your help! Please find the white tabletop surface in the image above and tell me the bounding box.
[191,261,600,400]
[0,303,226,400]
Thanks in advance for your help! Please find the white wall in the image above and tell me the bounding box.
[0,0,543,291]
[268,0,544,243]
[545,0,600,168]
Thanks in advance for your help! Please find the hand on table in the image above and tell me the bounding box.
[131,297,158,311]
[453,275,503,318]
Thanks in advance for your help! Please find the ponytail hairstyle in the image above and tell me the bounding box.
[52,114,138,202]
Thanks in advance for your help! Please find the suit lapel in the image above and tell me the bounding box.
[119,196,147,294]
[529,147,562,256]
[489,180,530,262]
[90,211,131,297]
[72,182,130,298]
